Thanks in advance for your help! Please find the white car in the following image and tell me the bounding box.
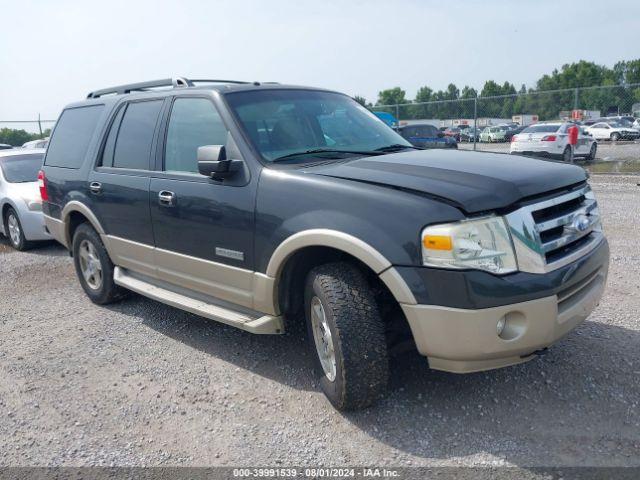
[586,121,640,141]
[0,148,51,250]
[22,137,49,149]
[510,122,597,162]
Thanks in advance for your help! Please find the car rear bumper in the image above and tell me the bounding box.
[398,239,609,374]
[20,209,51,241]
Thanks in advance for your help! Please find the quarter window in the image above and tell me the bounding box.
[44,105,104,169]
[165,98,227,173]
[111,100,163,170]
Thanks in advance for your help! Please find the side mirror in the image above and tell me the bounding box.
[197,145,233,180]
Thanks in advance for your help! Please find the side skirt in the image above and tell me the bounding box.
[113,267,284,335]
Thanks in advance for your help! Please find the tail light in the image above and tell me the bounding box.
[38,170,48,201]
[541,135,557,142]
[511,135,518,142]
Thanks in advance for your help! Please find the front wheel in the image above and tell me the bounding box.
[72,223,127,305]
[4,207,32,251]
[586,143,597,161]
[610,132,620,142]
[305,263,389,410]
[562,146,572,162]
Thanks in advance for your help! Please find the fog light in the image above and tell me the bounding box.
[496,316,506,336]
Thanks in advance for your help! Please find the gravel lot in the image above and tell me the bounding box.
[0,175,638,469]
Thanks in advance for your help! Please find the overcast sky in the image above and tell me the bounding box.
[2,0,639,122]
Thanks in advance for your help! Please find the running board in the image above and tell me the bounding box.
[113,267,284,334]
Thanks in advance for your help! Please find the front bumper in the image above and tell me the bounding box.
[399,240,609,374]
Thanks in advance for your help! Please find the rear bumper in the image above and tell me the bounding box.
[402,265,606,373]
[20,209,51,241]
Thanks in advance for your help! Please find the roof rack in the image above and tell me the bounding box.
[86,77,255,98]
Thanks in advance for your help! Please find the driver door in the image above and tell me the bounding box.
[149,96,258,308]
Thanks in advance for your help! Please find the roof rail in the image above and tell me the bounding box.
[86,77,254,98]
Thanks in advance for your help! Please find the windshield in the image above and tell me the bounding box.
[522,124,560,134]
[225,89,411,162]
[0,154,44,183]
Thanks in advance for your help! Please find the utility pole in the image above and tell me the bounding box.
[473,97,478,151]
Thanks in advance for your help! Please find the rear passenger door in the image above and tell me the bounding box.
[149,96,258,308]
[88,98,165,277]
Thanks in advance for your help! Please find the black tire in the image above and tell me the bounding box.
[304,262,389,411]
[562,146,572,162]
[586,142,597,161]
[72,223,127,305]
[3,207,33,251]
[610,132,620,142]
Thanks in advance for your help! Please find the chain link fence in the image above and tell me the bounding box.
[0,119,56,147]
[372,83,640,173]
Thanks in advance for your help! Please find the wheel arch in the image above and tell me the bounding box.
[265,229,417,317]
[60,201,106,249]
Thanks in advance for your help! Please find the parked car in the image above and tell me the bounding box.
[460,127,480,142]
[443,126,461,142]
[0,148,51,250]
[504,125,527,142]
[510,122,597,161]
[586,121,640,141]
[0,144,13,150]
[41,77,608,410]
[398,123,457,149]
[22,137,50,149]
[479,125,509,142]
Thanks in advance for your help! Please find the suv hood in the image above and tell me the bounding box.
[304,150,587,213]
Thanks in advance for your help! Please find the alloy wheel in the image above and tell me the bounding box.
[7,214,21,247]
[78,239,103,290]
[310,296,337,382]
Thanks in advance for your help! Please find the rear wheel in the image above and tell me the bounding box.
[304,263,389,410]
[610,132,620,142]
[72,223,127,305]
[4,207,32,251]
[586,142,597,161]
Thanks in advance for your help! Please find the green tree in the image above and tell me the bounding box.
[376,87,408,106]
[353,95,368,107]
[0,128,48,147]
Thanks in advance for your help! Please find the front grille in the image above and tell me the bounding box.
[531,186,600,267]
[505,184,603,274]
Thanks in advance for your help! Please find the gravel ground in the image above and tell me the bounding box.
[0,175,638,469]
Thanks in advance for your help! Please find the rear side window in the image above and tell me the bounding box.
[0,154,44,183]
[111,100,163,170]
[164,98,227,173]
[44,105,104,168]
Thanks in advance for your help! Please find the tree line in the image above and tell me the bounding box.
[0,128,51,147]
[355,60,640,121]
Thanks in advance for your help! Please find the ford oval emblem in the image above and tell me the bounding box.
[572,214,590,232]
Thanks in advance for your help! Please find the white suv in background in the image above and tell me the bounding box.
[586,121,640,141]
[510,122,597,162]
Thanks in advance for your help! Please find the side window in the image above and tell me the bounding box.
[44,105,104,169]
[165,98,227,174]
[99,105,126,167]
[112,100,163,170]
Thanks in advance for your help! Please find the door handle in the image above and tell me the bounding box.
[89,182,102,194]
[158,190,176,207]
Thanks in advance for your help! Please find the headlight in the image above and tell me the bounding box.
[421,216,517,274]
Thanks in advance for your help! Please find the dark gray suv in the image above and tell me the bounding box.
[40,77,609,410]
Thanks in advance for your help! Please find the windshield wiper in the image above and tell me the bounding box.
[271,148,384,163]
[374,144,422,152]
